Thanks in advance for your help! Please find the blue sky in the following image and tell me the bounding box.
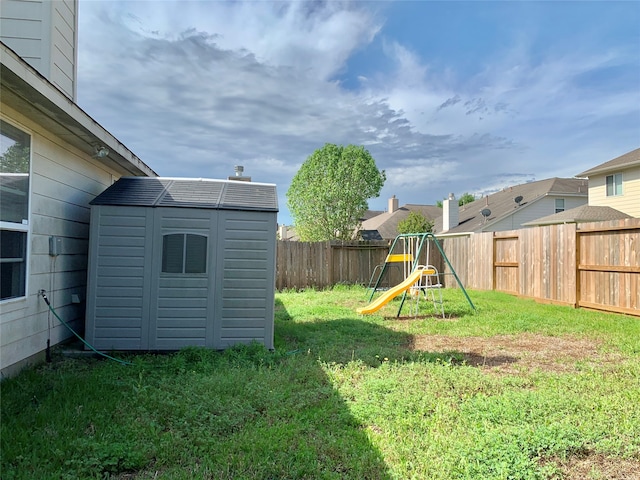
[77,1,640,225]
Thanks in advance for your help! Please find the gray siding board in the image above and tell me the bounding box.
[157,318,206,328]
[156,327,206,337]
[97,277,142,287]
[97,287,144,298]
[94,317,141,328]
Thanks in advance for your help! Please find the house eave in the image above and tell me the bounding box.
[434,231,475,238]
[577,160,640,178]
[1,42,157,178]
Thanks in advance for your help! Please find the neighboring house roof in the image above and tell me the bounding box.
[522,204,632,226]
[433,177,588,234]
[1,41,156,177]
[360,204,441,240]
[361,209,385,221]
[577,147,640,177]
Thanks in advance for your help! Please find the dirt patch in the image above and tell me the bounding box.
[409,333,622,374]
[543,452,640,479]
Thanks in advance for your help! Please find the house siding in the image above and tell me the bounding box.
[0,0,77,100]
[587,168,640,217]
[0,104,121,377]
[487,196,587,232]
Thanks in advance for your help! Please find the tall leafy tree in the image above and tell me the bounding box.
[287,144,386,241]
[397,211,433,234]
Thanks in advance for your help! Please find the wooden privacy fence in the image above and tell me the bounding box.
[276,240,390,290]
[441,218,640,316]
[276,239,446,290]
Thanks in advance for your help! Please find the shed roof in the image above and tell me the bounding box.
[91,177,278,212]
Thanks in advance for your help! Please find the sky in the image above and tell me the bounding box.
[77,0,640,225]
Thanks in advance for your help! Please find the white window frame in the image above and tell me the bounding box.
[606,173,623,197]
[554,198,565,214]
[0,117,32,303]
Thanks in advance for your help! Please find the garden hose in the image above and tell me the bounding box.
[38,290,133,366]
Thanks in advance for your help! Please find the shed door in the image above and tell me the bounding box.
[148,209,216,349]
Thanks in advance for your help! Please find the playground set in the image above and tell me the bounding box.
[357,233,476,317]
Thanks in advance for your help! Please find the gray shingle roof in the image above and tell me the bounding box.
[577,148,640,177]
[360,204,441,240]
[523,205,632,226]
[433,177,588,234]
[91,177,278,211]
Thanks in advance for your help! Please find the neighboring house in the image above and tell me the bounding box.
[1,2,156,377]
[360,195,441,240]
[277,224,300,241]
[433,178,588,235]
[576,147,640,218]
[523,205,631,227]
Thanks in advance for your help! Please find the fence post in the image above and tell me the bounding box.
[327,241,333,287]
[575,226,581,309]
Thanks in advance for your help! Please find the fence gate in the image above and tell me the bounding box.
[576,222,640,316]
[493,233,519,295]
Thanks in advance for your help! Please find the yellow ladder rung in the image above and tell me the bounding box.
[386,254,414,263]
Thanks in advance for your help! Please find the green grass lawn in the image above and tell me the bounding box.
[2,287,639,479]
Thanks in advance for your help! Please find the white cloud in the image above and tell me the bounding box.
[77,1,640,223]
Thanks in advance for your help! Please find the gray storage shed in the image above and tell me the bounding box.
[84,177,278,351]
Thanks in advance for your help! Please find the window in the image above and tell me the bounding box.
[606,173,623,196]
[1,120,30,301]
[162,233,207,274]
[555,198,565,214]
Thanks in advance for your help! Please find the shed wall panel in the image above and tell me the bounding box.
[216,210,276,349]
[148,208,215,349]
[85,206,150,350]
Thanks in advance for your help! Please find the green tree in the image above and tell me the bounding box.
[436,192,476,208]
[397,211,433,234]
[458,192,475,206]
[287,144,386,241]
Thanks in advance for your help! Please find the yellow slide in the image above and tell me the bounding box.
[357,267,431,315]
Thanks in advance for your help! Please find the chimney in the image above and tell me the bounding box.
[442,193,459,232]
[278,224,288,240]
[388,195,399,213]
